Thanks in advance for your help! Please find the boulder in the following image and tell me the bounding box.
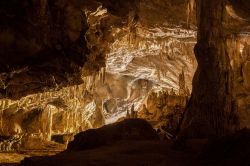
[66,119,159,151]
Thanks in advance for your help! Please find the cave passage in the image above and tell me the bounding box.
[0,0,250,165]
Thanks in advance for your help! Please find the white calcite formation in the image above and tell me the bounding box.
[0,0,249,150]
[0,1,197,150]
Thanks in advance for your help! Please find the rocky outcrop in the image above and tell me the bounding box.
[0,84,106,151]
[66,119,159,151]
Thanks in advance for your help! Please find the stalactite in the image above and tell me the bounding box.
[0,109,2,134]
[3,100,7,110]
[157,68,161,81]
[102,67,106,84]
[38,0,47,17]
[48,109,52,141]
[66,112,70,133]
[127,10,139,49]
[186,0,195,29]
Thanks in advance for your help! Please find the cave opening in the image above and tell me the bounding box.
[0,0,250,165]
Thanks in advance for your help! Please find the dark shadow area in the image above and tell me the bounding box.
[19,120,250,166]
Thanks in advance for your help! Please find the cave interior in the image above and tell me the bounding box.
[0,0,250,165]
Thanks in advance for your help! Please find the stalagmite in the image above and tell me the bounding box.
[180,0,239,138]
[0,109,2,134]
[102,67,106,84]
[126,108,131,119]
[130,104,136,118]
[179,69,186,96]
[48,109,52,141]
[66,112,70,133]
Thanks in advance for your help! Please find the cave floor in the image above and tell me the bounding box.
[0,150,62,166]
[15,140,216,166]
[1,139,244,166]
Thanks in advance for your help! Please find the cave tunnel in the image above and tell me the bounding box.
[0,0,250,165]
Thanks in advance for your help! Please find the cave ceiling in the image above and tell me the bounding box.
[0,0,249,99]
[0,0,197,99]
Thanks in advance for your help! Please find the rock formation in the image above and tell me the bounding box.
[179,0,250,138]
[66,119,159,151]
[0,0,199,152]
[0,1,249,165]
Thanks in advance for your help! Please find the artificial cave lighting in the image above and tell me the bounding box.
[0,0,250,165]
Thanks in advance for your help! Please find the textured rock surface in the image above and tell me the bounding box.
[179,0,250,138]
[0,0,249,155]
[0,0,197,151]
[0,0,140,99]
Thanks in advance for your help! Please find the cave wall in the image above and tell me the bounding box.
[0,0,140,99]
[0,0,198,150]
[0,0,88,98]
[1,0,250,150]
[228,36,250,128]
[179,0,250,138]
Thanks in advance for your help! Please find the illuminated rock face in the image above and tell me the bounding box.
[0,0,197,99]
[101,0,197,123]
[0,0,199,148]
[0,0,139,99]
[228,37,250,129]
[0,0,249,151]
[0,85,106,150]
[0,0,198,150]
